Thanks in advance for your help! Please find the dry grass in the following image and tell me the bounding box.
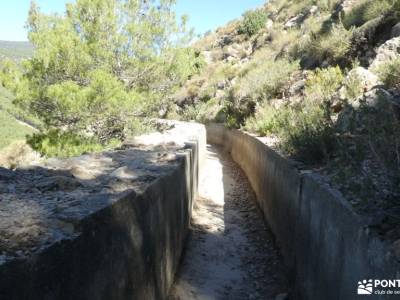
[0,140,41,169]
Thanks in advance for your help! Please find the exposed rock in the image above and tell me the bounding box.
[362,88,390,107]
[336,88,394,132]
[309,5,319,15]
[111,166,145,181]
[215,89,225,99]
[370,37,400,69]
[289,79,305,96]
[35,175,83,192]
[284,13,306,29]
[340,0,359,14]
[219,35,234,47]
[339,67,381,102]
[352,67,380,89]
[202,50,213,64]
[0,168,15,181]
[391,23,400,38]
[266,19,274,29]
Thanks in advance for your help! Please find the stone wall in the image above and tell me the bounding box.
[206,123,400,300]
[0,121,206,300]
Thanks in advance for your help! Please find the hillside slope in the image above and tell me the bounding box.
[175,0,400,240]
[0,41,36,150]
[0,40,33,61]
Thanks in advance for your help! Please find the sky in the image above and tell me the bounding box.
[0,0,265,42]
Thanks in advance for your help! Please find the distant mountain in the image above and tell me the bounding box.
[0,40,33,61]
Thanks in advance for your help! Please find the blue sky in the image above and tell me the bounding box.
[0,0,265,41]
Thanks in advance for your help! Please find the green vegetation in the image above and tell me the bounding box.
[0,110,34,150]
[0,86,35,149]
[27,129,120,158]
[244,104,286,136]
[238,9,268,36]
[377,57,400,89]
[305,66,344,104]
[1,0,203,157]
[236,59,300,101]
[246,67,343,163]
[307,23,354,66]
[223,59,299,128]
[342,0,393,29]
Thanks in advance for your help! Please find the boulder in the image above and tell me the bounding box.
[336,87,395,132]
[309,5,319,15]
[370,37,400,69]
[391,23,400,38]
[289,79,306,96]
[265,19,274,29]
[339,67,381,101]
[284,13,306,29]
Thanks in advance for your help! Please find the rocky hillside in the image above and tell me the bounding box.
[174,0,400,240]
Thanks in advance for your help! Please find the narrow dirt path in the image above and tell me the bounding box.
[168,145,288,300]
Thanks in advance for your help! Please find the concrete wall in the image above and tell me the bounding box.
[0,123,206,300]
[207,123,400,300]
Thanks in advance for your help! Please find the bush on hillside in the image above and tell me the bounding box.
[236,58,299,101]
[305,66,344,103]
[278,105,336,164]
[221,58,299,128]
[342,0,392,29]
[244,103,288,136]
[245,101,336,164]
[245,67,343,163]
[377,57,400,89]
[27,129,120,158]
[308,23,354,66]
[238,9,268,36]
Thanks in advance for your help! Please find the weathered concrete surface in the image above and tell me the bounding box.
[169,145,288,300]
[206,123,400,300]
[206,124,300,271]
[0,121,206,300]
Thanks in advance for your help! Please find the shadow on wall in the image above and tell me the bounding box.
[169,144,288,299]
[0,145,195,300]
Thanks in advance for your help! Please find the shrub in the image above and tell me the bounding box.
[278,105,336,164]
[221,58,299,129]
[237,58,300,101]
[0,141,39,169]
[342,0,392,29]
[181,98,222,124]
[343,71,363,100]
[244,66,342,163]
[27,130,120,158]
[377,57,400,89]
[244,103,287,136]
[238,9,268,36]
[245,101,336,163]
[309,23,354,66]
[305,66,344,104]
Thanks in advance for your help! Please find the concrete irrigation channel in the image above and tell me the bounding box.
[168,144,288,300]
[0,121,399,300]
